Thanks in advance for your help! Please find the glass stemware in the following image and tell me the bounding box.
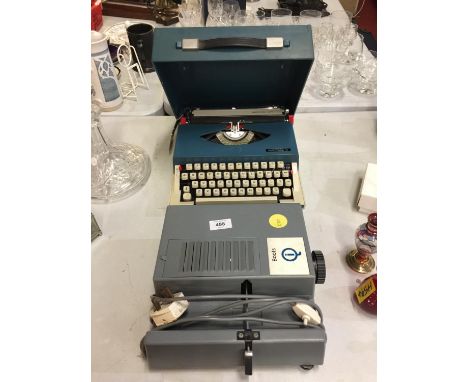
[314,62,348,99]
[313,42,348,99]
[234,9,256,26]
[330,9,352,28]
[345,32,364,63]
[178,0,203,26]
[299,9,322,28]
[207,0,223,25]
[349,50,377,96]
[271,8,292,25]
[221,0,240,26]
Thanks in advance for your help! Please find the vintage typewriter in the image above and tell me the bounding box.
[170,116,306,205]
[141,25,327,375]
[153,26,312,206]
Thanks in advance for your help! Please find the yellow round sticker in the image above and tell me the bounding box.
[269,214,288,228]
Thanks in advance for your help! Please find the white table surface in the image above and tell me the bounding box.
[92,112,377,382]
[98,0,375,117]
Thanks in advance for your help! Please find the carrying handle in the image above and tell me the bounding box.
[177,37,289,50]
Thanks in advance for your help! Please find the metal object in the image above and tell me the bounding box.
[214,121,255,145]
[191,107,286,117]
[346,249,376,273]
[238,329,260,374]
[244,348,253,375]
[222,121,248,141]
[266,37,284,48]
[181,38,198,50]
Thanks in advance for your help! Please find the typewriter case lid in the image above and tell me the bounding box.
[152,25,314,119]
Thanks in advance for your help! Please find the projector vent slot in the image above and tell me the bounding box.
[179,240,255,273]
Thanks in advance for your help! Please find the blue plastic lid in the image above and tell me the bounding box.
[152,25,314,118]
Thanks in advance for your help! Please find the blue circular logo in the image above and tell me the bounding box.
[281,248,301,262]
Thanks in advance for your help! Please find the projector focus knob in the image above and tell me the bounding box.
[312,250,326,284]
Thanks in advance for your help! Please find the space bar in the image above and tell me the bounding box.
[196,196,278,204]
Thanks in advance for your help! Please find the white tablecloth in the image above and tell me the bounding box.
[92,112,377,381]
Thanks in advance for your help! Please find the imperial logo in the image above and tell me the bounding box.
[281,248,301,262]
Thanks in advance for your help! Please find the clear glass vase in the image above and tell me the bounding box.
[91,100,151,202]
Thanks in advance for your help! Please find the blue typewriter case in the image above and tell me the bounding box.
[152,26,314,165]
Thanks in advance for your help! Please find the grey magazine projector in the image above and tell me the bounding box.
[141,204,326,374]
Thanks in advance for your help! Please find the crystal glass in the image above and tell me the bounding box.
[313,42,348,99]
[91,96,151,202]
[314,62,348,99]
[330,9,352,27]
[299,9,322,28]
[208,0,223,24]
[329,23,353,55]
[314,21,345,50]
[234,9,256,26]
[333,24,358,63]
[349,50,377,96]
[311,17,364,92]
[271,8,292,25]
[344,32,364,64]
[178,0,203,26]
[345,23,359,41]
[221,0,240,26]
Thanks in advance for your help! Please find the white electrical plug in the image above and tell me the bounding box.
[150,292,189,327]
[292,303,321,326]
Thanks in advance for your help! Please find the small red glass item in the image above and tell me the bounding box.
[354,274,377,315]
[346,213,377,273]
[91,0,103,31]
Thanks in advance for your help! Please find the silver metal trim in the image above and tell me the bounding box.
[266,37,284,49]
[192,107,286,117]
[182,39,199,50]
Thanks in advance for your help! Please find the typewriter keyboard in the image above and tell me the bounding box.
[171,161,304,205]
